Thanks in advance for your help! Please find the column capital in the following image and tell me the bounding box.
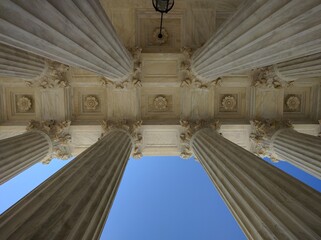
[252,66,293,89]
[25,60,69,89]
[179,119,221,159]
[249,119,292,161]
[180,47,222,89]
[100,47,143,89]
[26,120,72,163]
[101,120,143,159]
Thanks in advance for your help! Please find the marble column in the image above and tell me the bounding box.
[0,131,52,185]
[271,128,321,179]
[0,120,71,185]
[0,43,46,79]
[0,128,135,240]
[0,0,133,81]
[274,52,321,80]
[250,120,321,180]
[182,121,321,239]
[191,0,321,82]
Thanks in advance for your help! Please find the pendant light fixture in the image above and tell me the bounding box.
[152,0,175,39]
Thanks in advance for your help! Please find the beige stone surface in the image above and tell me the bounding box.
[0,0,321,239]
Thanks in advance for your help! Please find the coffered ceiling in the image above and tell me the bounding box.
[99,0,245,52]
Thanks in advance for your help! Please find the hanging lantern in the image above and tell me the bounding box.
[152,0,175,39]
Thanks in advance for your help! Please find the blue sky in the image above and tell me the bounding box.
[1,156,320,240]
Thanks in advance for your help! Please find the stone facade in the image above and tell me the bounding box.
[1,0,321,239]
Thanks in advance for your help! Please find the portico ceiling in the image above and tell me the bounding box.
[99,0,245,52]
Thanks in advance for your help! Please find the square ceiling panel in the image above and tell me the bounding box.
[136,10,185,53]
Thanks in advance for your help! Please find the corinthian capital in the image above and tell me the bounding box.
[101,120,143,159]
[26,60,69,88]
[249,119,292,161]
[252,66,293,89]
[179,47,222,89]
[179,119,221,159]
[26,120,72,163]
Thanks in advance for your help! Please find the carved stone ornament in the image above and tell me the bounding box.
[179,119,221,159]
[16,96,32,112]
[153,96,168,110]
[222,95,237,111]
[26,120,72,163]
[26,60,69,89]
[152,28,169,45]
[101,77,142,89]
[101,47,143,89]
[131,47,142,88]
[84,96,99,110]
[249,119,293,162]
[180,47,222,89]
[252,66,293,89]
[286,96,300,111]
[101,120,143,159]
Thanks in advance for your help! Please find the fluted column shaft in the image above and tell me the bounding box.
[192,0,321,81]
[0,129,133,240]
[0,131,52,185]
[0,0,133,81]
[273,52,321,80]
[191,128,321,240]
[0,43,45,79]
[271,128,321,179]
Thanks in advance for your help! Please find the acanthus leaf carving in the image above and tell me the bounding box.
[101,120,143,159]
[26,60,69,89]
[179,119,221,159]
[252,66,293,89]
[249,119,293,161]
[180,47,222,89]
[26,120,72,163]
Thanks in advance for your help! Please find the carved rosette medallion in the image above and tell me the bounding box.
[180,119,221,159]
[101,120,143,159]
[17,96,32,112]
[250,119,293,162]
[27,120,72,164]
[222,96,237,111]
[26,60,69,89]
[152,28,169,45]
[84,96,99,110]
[286,96,300,111]
[153,96,168,110]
